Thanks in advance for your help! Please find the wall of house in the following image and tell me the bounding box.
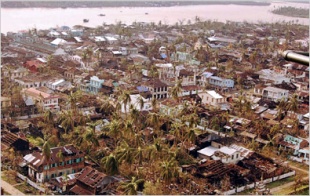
[220,152,240,164]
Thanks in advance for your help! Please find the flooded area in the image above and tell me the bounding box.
[1,2,308,33]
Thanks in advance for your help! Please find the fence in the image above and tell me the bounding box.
[223,170,296,195]
[16,172,45,193]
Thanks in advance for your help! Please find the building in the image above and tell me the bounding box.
[22,87,60,112]
[141,79,168,100]
[198,90,226,107]
[88,76,104,94]
[208,76,234,89]
[262,86,289,102]
[197,146,241,164]
[69,166,120,195]
[255,69,290,84]
[23,144,84,183]
[278,134,309,156]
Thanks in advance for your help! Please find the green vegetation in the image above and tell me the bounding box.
[272,6,309,18]
[266,176,294,189]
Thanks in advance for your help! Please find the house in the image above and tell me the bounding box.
[278,134,309,156]
[198,72,214,86]
[88,76,104,94]
[262,86,289,102]
[101,79,119,95]
[51,38,68,47]
[22,87,60,112]
[23,144,85,183]
[198,90,226,107]
[14,74,52,88]
[159,99,184,116]
[178,69,196,86]
[197,145,241,164]
[260,109,278,120]
[255,69,290,84]
[69,166,121,195]
[171,51,192,62]
[208,76,234,89]
[119,47,138,56]
[2,65,29,80]
[141,79,168,100]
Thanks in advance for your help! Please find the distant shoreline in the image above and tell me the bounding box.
[1,1,272,8]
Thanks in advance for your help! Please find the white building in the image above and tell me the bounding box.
[198,90,226,107]
[262,86,289,102]
[197,146,241,164]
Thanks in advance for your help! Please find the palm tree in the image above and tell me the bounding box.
[276,98,288,120]
[57,110,75,133]
[171,79,183,103]
[69,91,83,112]
[99,96,115,116]
[101,154,119,175]
[116,141,134,167]
[286,94,299,113]
[106,119,123,144]
[159,157,180,185]
[118,176,145,195]
[120,90,131,113]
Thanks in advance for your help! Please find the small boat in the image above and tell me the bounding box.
[83,19,89,23]
[145,12,149,15]
[99,14,106,16]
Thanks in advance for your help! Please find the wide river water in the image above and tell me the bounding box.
[1,2,309,34]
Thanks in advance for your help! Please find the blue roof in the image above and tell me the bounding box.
[160,53,167,59]
[137,86,149,92]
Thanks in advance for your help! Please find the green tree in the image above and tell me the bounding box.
[119,176,145,195]
[159,157,180,184]
[101,154,119,175]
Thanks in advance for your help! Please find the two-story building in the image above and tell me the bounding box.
[262,86,289,102]
[208,76,234,90]
[88,76,104,94]
[22,87,60,112]
[141,79,168,100]
[23,144,84,183]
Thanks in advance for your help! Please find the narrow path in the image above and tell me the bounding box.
[1,180,25,195]
[288,164,309,174]
[270,176,309,194]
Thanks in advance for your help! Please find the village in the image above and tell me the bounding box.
[1,17,309,195]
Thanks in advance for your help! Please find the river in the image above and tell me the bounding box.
[1,2,308,34]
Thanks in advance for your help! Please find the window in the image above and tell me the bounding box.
[236,154,239,159]
[44,165,49,170]
[231,155,234,159]
[51,163,57,168]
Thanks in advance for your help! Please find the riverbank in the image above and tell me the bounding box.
[1,1,271,8]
